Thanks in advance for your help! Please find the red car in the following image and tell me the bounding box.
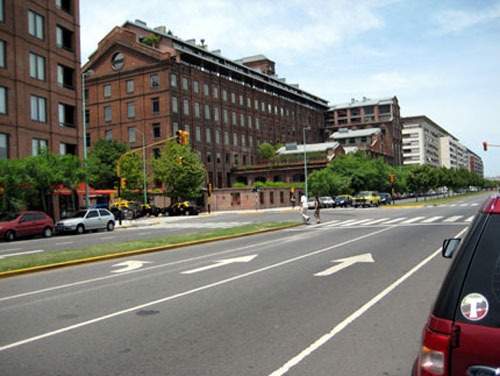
[0,211,54,241]
[413,195,500,375]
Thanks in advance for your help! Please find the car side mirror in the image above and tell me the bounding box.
[442,238,461,258]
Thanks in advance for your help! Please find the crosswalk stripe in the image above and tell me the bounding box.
[320,220,342,227]
[363,218,389,225]
[421,216,444,223]
[449,204,457,207]
[340,219,373,227]
[465,215,475,222]
[383,217,407,224]
[401,216,426,224]
[325,219,357,227]
[460,204,468,207]
[443,215,463,222]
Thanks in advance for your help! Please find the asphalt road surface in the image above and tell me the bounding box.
[0,194,485,375]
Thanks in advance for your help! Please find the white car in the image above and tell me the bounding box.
[55,209,115,234]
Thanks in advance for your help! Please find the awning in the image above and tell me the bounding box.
[55,182,97,196]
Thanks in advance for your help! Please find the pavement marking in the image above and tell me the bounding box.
[471,203,479,206]
[137,232,152,236]
[443,215,463,223]
[383,217,407,224]
[401,216,426,224]
[268,226,470,376]
[0,227,394,352]
[55,242,73,246]
[465,215,475,222]
[100,236,116,240]
[339,219,373,227]
[362,218,389,225]
[324,219,357,227]
[0,250,44,259]
[421,216,444,223]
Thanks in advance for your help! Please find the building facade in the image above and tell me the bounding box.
[439,135,468,170]
[82,20,328,189]
[324,97,402,167]
[467,148,484,177]
[0,0,81,159]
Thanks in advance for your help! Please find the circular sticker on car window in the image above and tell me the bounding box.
[461,293,489,321]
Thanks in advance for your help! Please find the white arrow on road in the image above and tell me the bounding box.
[314,253,374,277]
[181,254,258,275]
[111,260,153,273]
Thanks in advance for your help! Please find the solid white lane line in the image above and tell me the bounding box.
[401,216,426,224]
[421,216,443,223]
[0,227,394,352]
[0,250,44,259]
[362,218,389,225]
[443,215,463,222]
[268,226,469,376]
[55,242,73,246]
[383,217,407,224]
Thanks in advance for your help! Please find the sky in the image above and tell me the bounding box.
[80,0,500,178]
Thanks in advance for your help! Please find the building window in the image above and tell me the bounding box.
[191,80,198,93]
[32,138,47,155]
[30,95,46,122]
[56,25,73,50]
[172,122,179,135]
[128,126,137,143]
[170,74,177,87]
[249,136,253,147]
[126,80,134,93]
[222,89,228,101]
[127,102,135,118]
[183,99,189,115]
[104,106,112,122]
[151,97,160,114]
[242,134,246,147]
[194,102,200,118]
[103,84,111,97]
[29,53,45,80]
[172,97,178,113]
[153,148,161,159]
[213,86,219,98]
[151,74,159,88]
[57,64,74,89]
[56,0,72,13]
[184,124,191,136]
[58,103,75,127]
[86,133,91,148]
[182,77,188,90]
[203,84,209,96]
[85,109,89,124]
[152,123,161,139]
[0,40,5,68]
[233,133,238,146]
[215,129,221,144]
[206,128,211,144]
[207,151,212,163]
[105,130,112,141]
[248,116,252,129]
[195,126,201,142]
[232,112,237,125]
[28,11,44,39]
[0,133,8,159]
[239,95,244,106]
[216,152,221,164]
[214,107,220,122]
[0,0,3,22]
[224,131,229,145]
[240,114,245,127]
[223,109,228,124]
[111,53,124,70]
[255,118,260,130]
[231,92,236,103]
[204,104,211,120]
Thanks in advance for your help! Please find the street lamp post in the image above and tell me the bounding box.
[135,128,148,205]
[81,69,94,208]
[303,126,311,198]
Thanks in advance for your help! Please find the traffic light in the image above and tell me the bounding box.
[483,141,488,151]
[176,130,182,144]
[178,156,183,166]
[120,177,126,189]
[182,131,189,145]
[389,174,396,184]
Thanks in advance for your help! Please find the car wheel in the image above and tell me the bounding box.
[42,227,53,238]
[76,224,85,235]
[107,221,115,232]
[5,230,15,242]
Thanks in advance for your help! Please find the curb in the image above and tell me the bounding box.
[0,223,302,279]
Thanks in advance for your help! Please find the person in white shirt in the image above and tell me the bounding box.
[300,194,310,224]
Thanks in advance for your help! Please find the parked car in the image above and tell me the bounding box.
[307,198,316,210]
[0,211,54,242]
[109,201,139,220]
[334,195,353,208]
[379,192,392,205]
[352,191,381,208]
[163,201,202,216]
[137,203,162,217]
[319,196,334,208]
[55,209,115,234]
[412,194,500,375]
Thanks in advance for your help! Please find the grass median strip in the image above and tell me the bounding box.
[0,222,298,275]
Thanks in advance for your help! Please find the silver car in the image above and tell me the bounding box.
[55,209,115,234]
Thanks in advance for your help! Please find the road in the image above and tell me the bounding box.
[0,195,485,375]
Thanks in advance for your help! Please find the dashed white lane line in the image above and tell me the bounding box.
[0,250,44,259]
[55,242,73,246]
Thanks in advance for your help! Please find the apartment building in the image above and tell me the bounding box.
[82,20,328,189]
[324,96,402,167]
[439,135,468,170]
[401,116,448,168]
[467,148,484,177]
[0,0,81,159]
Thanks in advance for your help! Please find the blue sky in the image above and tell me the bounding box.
[81,0,500,177]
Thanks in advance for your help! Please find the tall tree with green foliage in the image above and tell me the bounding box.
[87,139,128,190]
[257,142,276,162]
[0,158,27,212]
[151,141,205,200]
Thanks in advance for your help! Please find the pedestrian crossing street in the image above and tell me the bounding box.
[315,214,475,229]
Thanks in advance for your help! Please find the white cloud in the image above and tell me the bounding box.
[431,3,500,35]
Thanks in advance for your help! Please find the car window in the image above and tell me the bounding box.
[20,214,34,223]
[99,209,110,217]
[454,215,500,328]
[32,213,46,220]
[86,210,99,218]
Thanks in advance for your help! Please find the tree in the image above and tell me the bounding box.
[257,142,276,162]
[151,141,205,200]
[0,158,26,212]
[407,165,434,201]
[87,139,128,190]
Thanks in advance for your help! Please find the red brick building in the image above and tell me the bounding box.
[82,20,329,189]
[324,97,402,167]
[0,0,81,159]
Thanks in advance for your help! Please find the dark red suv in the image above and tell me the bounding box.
[413,195,500,375]
[0,211,54,241]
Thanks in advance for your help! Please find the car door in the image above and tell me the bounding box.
[85,210,100,230]
[450,214,500,375]
[17,213,36,236]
